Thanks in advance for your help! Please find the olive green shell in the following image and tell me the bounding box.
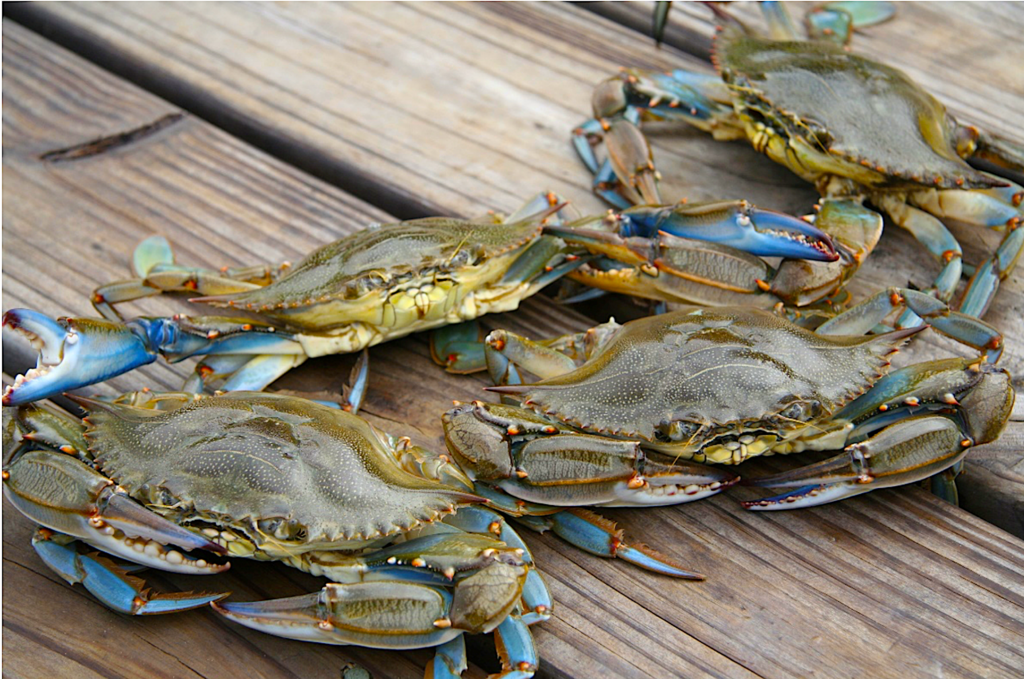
[717,32,999,190]
[82,392,473,544]
[208,217,543,320]
[516,307,907,442]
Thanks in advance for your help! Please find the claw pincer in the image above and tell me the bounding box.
[2,310,155,406]
[2,310,301,405]
[617,201,837,262]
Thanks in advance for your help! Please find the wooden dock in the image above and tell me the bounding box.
[3,3,1023,677]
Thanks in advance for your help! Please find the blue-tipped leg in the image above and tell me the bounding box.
[743,413,985,511]
[527,508,704,579]
[492,610,538,679]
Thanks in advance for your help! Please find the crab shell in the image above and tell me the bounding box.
[502,307,916,462]
[712,22,1007,192]
[198,217,553,332]
[80,392,480,554]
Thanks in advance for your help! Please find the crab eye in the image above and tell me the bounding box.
[662,420,700,442]
[258,517,285,537]
[804,119,833,149]
[144,486,179,508]
[778,400,821,421]
[448,249,474,268]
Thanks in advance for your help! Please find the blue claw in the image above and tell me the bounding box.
[492,611,538,679]
[3,309,310,405]
[2,310,156,406]
[620,201,839,262]
[32,531,228,615]
[428,635,468,679]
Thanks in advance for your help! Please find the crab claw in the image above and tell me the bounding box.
[214,582,464,648]
[742,415,972,510]
[2,310,156,406]
[620,201,839,262]
[32,531,228,615]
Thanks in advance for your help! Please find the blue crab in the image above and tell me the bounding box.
[572,2,1023,320]
[455,287,1012,509]
[2,388,549,678]
[2,194,587,406]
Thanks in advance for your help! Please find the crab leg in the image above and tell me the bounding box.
[871,196,964,307]
[93,236,286,322]
[815,288,1004,362]
[215,549,531,654]
[182,333,368,398]
[471,485,703,579]
[516,508,704,580]
[442,401,735,577]
[955,122,1024,181]
[573,67,740,207]
[491,608,539,679]
[959,224,1024,318]
[443,506,552,625]
[213,583,465,648]
[745,415,970,510]
[431,321,487,374]
[904,176,1024,317]
[208,354,309,393]
[4,447,228,568]
[31,529,228,615]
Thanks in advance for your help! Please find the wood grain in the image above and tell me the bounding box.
[4,8,1024,679]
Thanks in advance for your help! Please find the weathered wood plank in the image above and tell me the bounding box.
[4,10,1024,679]
[7,0,1023,535]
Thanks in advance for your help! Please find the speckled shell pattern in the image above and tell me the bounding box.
[202,216,544,327]
[81,392,473,546]
[515,307,907,443]
[717,32,1000,191]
